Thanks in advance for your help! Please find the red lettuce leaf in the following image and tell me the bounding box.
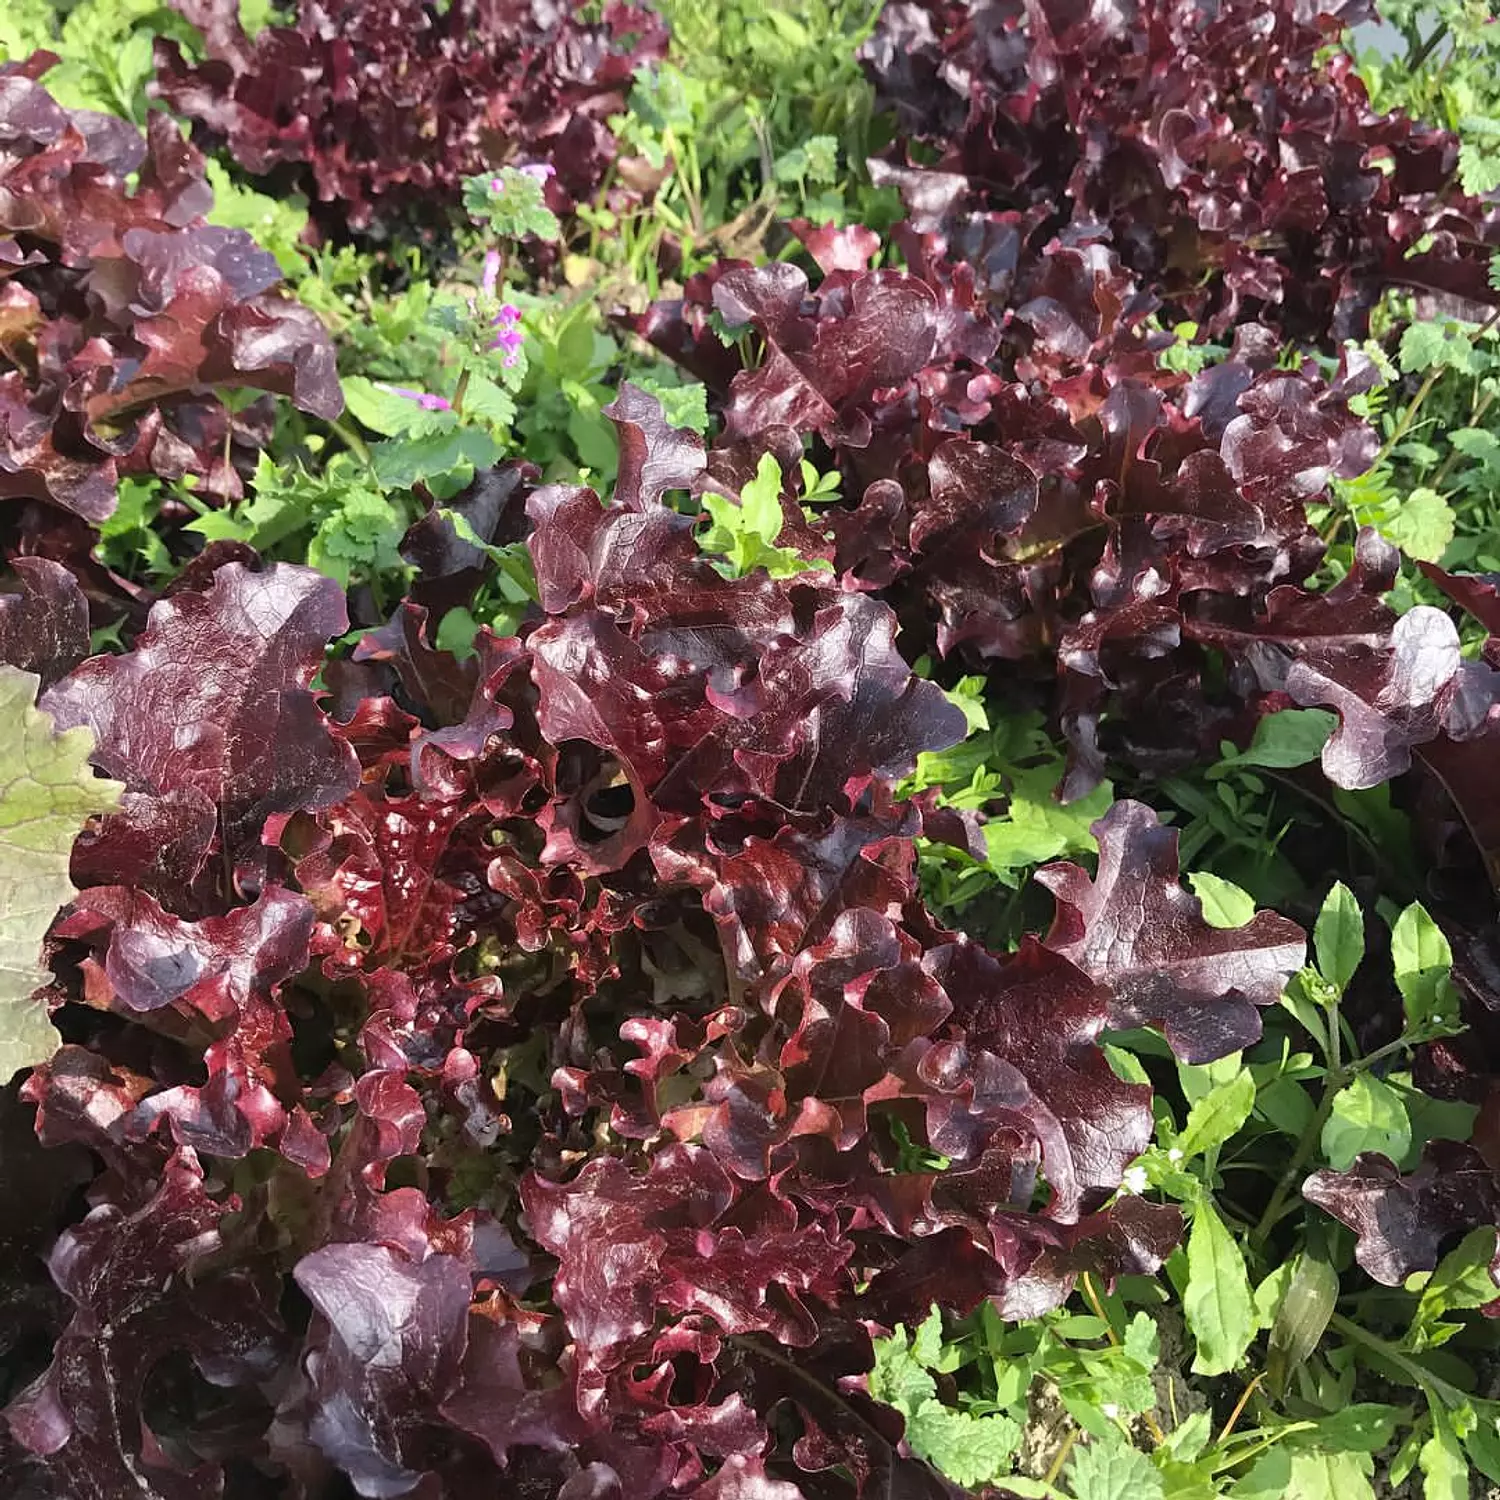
[1038,800,1306,1062]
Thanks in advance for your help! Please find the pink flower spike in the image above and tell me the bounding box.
[376,382,452,412]
[481,250,501,298]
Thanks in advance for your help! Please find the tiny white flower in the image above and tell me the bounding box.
[1121,1165,1148,1195]
[1167,1147,1184,1163]
[1101,1403,1120,1420]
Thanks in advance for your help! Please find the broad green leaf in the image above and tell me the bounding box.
[1301,1404,1407,1454]
[1390,902,1457,1028]
[1382,486,1455,564]
[1211,709,1336,774]
[1231,1450,1291,1500]
[1184,1199,1255,1375]
[1321,1073,1411,1170]
[1162,1409,1212,1463]
[698,453,830,580]
[1402,1088,1479,1169]
[1253,1262,1293,1330]
[1175,1067,1257,1159]
[1188,872,1256,929]
[1413,1227,1500,1347]
[1465,1399,1500,1484]
[984,767,1112,875]
[1256,1074,1317,1139]
[1103,1044,1151,1086]
[342,375,437,436]
[1313,881,1364,993]
[1285,1450,1374,1500]
[1067,1431,1166,1500]
[1420,1411,1470,1500]
[0,668,123,1081]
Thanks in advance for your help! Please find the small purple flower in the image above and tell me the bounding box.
[481,250,501,298]
[489,176,505,193]
[496,302,521,323]
[491,326,525,353]
[503,352,520,368]
[376,382,452,412]
[517,162,556,183]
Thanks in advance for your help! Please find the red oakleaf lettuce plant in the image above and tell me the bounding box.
[153,0,668,234]
[1,390,1306,1497]
[0,61,340,533]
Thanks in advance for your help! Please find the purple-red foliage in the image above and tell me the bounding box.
[0,61,340,533]
[0,391,1309,1497]
[632,0,1500,1315]
[860,0,1498,343]
[153,0,668,234]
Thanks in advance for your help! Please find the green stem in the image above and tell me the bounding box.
[1431,387,1496,491]
[1377,367,1443,463]
[1329,1313,1465,1409]
[450,367,471,420]
[1248,1028,1418,1248]
[329,417,372,468]
[1248,1084,1335,1248]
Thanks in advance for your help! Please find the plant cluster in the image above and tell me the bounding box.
[154,0,667,234]
[5,0,1500,1497]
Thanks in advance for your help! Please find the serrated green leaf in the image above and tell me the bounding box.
[1321,1073,1411,1171]
[1122,1309,1159,1370]
[371,428,504,489]
[1460,141,1500,196]
[0,668,123,1082]
[868,1333,936,1417]
[1400,321,1474,375]
[1184,1199,1254,1375]
[905,1401,1020,1487]
[910,1305,945,1368]
[1162,1409,1211,1463]
[1175,1068,1257,1159]
[1067,1431,1165,1500]
[1382,486,1455,564]
[1450,427,1500,467]
[1314,881,1364,994]
[698,453,830,580]
[1187,872,1257,929]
